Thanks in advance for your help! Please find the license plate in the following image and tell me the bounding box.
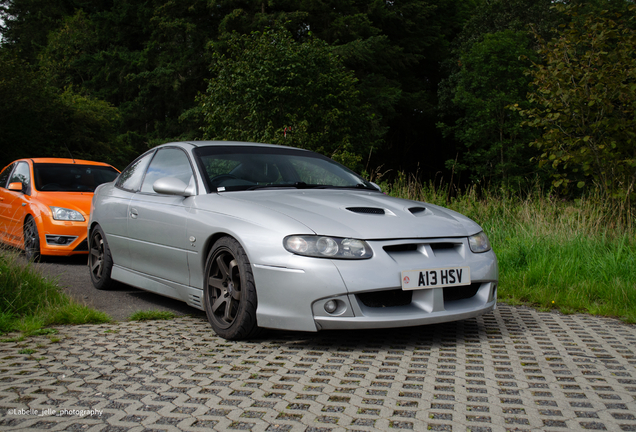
[401,267,471,290]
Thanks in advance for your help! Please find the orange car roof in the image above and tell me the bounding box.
[28,158,114,166]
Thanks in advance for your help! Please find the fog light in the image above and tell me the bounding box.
[324,300,338,314]
[45,235,77,245]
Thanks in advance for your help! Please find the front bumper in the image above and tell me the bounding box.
[39,218,89,256]
[313,282,497,330]
[253,236,498,332]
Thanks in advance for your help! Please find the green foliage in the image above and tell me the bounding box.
[387,174,636,323]
[0,251,111,335]
[518,4,636,203]
[438,30,542,189]
[0,0,77,63]
[0,49,125,168]
[198,27,385,168]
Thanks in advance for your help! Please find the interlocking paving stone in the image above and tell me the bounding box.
[1,304,636,431]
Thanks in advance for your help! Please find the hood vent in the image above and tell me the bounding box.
[347,207,385,215]
[409,206,426,215]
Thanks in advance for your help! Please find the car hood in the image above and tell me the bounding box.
[33,192,93,216]
[215,189,482,239]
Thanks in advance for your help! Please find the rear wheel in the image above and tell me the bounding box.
[89,225,115,290]
[23,216,40,261]
[204,237,259,340]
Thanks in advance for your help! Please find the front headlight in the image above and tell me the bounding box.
[468,231,491,253]
[50,206,85,221]
[284,235,373,259]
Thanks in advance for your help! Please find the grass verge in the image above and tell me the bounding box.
[0,251,111,336]
[386,174,636,323]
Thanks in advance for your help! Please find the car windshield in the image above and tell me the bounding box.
[194,145,377,192]
[33,163,119,192]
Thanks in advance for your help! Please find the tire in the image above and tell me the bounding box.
[23,216,40,261]
[88,225,115,290]
[204,236,259,340]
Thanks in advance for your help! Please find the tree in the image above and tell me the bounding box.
[438,30,542,189]
[198,27,385,169]
[518,4,636,203]
[437,0,564,190]
[0,50,124,168]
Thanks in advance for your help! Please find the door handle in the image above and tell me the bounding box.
[130,208,138,219]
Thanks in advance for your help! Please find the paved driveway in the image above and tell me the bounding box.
[1,305,636,431]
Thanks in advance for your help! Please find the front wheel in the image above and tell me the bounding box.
[24,216,40,261]
[89,225,115,290]
[204,237,259,340]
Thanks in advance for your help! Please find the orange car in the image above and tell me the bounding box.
[0,158,119,260]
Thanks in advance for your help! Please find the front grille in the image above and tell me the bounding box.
[431,243,459,251]
[347,207,385,215]
[383,244,418,253]
[73,239,88,251]
[358,289,412,308]
[443,283,480,301]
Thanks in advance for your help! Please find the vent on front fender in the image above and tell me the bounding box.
[189,294,202,309]
[346,207,385,215]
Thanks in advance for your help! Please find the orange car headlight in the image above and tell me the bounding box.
[50,206,85,221]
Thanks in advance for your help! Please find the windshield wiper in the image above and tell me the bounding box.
[245,182,315,191]
[244,182,377,191]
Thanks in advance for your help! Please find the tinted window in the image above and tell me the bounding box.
[141,148,194,194]
[33,164,119,192]
[116,152,154,192]
[0,163,16,189]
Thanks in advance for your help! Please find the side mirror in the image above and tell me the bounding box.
[370,182,382,192]
[153,177,194,197]
[8,182,23,192]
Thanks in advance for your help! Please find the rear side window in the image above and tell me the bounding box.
[116,152,154,192]
[0,163,16,189]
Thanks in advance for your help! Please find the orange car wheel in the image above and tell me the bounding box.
[24,216,40,261]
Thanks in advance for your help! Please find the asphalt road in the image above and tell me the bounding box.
[24,253,204,321]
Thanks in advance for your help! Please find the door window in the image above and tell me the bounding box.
[140,148,194,194]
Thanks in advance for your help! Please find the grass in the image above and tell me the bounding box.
[384,173,636,323]
[0,251,111,336]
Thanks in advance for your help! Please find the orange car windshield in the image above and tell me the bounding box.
[33,163,119,192]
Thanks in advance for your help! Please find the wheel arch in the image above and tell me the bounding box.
[201,232,243,271]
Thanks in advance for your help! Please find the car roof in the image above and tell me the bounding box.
[159,140,307,152]
[27,157,115,166]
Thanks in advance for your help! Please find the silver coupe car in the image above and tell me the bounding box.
[88,141,498,340]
